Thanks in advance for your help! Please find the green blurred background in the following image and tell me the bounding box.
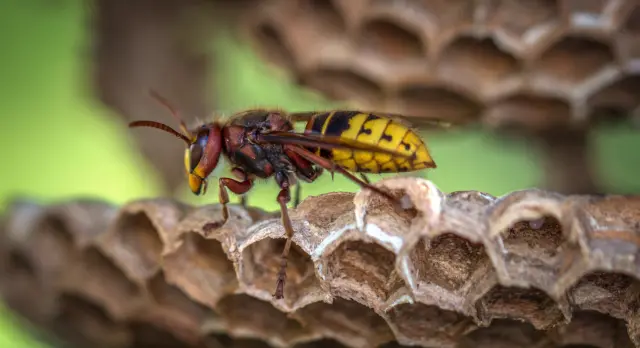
[1,1,639,347]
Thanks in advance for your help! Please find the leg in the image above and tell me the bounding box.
[273,172,294,299]
[206,168,253,231]
[360,173,371,184]
[231,167,249,208]
[240,195,248,208]
[285,147,322,209]
[293,183,302,208]
[285,145,399,205]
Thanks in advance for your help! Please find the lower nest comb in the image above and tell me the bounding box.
[1,177,639,348]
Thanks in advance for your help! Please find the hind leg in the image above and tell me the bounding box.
[239,195,248,208]
[293,184,302,208]
[273,171,294,299]
[284,145,399,204]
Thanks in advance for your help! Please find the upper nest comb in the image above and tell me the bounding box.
[239,0,640,130]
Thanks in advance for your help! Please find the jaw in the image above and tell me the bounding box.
[189,173,206,195]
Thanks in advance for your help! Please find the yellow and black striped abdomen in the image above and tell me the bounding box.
[304,111,436,173]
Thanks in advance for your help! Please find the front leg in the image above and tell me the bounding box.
[273,171,294,299]
[211,168,253,230]
[231,167,250,208]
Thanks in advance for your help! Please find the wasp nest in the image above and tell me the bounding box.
[1,177,639,348]
[239,0,640,130]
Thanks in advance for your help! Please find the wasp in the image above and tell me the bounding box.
[129,91,443,299]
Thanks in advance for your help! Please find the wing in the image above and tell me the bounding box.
[254,131,414,159]
[286,110,456,131]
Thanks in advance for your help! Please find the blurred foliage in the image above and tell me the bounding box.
[0,1,639,347]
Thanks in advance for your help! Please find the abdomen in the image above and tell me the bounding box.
[304,111,435,173]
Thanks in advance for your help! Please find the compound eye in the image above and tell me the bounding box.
[189,143,203,172]
[188,130,209,172]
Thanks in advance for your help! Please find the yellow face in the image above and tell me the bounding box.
[185,145,206,195]
[184,148,190,176]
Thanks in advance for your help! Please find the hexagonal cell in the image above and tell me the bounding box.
[410,0,474,29]
[29,215,76,280]
[456,319,548,348]
[385,301,475,347]
[129,322,195,348]
[216,294,313,346]
[1,200,44,247]
[438,36,521,94]
[409,234,493,310]
[292,191,355,231]
[396,85,482,124]
[483,93,572,131]
[357,17,426,61]
[629,315,640,348]
[489,0,560,49]
[476,285,567,329]
[618,5,640,64]
[252,22,296,70]
[144,271,212,344]
[501,215,565,260]
[295,297,394,347]
[567,271,640,320]
[562,0,625,30]
[300,68,385,106]
[208,334,273,348]
[587,74,640,123]
[324,240,404,305]
[298,0,346,35]
[573,195,640,276]
[353,182,422,234]
[108,211,163,280]
[378,342,414,348]
[294,338,348,348]
[442,191,496,238]
[578,191,640,229]
[411,234,488,292]
[60,247,143,320]
[493,211,586,295]
[533,36,615,88]
[549,310,635,348]
[52,293,132,348]
[163,232,237,309]
[48,201,117,247]
[241,237,320,308]
[0,250,55,325]
[4,249,35,277]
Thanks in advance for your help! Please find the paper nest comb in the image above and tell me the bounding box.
[1,177,639,348]
[240,0,640,130]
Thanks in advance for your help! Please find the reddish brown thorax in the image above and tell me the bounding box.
[221,125,245,155]
[266,111,290,131]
